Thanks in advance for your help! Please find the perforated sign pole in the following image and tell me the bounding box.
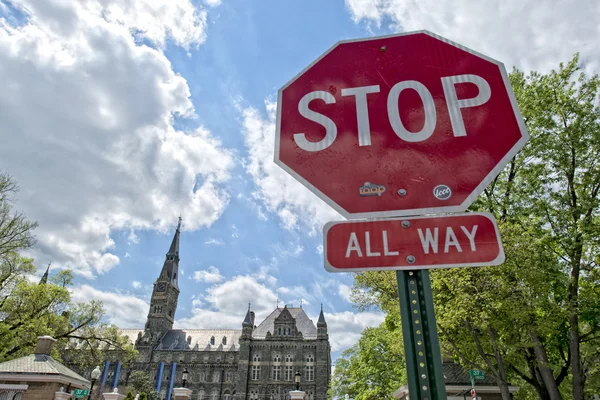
[397,270,446,400]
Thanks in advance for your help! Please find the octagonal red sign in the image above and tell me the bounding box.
[275,31,529,218]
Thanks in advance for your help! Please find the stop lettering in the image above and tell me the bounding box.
[275,31,529,218]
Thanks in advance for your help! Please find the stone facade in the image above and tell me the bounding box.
[67,220,331,400]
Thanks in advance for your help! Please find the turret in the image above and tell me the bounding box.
[317,304,328,339]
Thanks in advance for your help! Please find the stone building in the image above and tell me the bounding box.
[68,220,331,400]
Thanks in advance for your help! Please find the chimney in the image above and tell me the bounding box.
[35,336,57,356]
[250,311,255,326]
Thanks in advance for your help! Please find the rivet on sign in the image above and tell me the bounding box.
[398,188,407,196]
[421,374,427,380]
[402,220,410,228]
[380,46,387,52]
[407,255,416,264]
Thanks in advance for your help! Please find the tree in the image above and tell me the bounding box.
[349,54,600,400]
[127,371,156,400]
[330,314,406,400]
[0,172,137,369]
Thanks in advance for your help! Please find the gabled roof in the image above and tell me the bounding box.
[0,354,90,387]
[154,329,242,351]
[253,307,317,339]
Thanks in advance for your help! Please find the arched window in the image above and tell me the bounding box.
[253,353,261,362]
[213,371,220,382]
[249,389,259,400]
[210,388,218,400]
[222,336,227,345]
[196,388,205,400]
[251,353,261,380]
[272,353,281,362]
[223,390,231,400]
[174,273,177,280]
[285,354,294,362]
[305,354,314,362]
[210,336,215,345]
[278,327,281,335]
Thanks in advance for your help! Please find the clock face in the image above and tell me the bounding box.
[156,282,166,292]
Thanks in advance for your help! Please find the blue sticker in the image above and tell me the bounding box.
[359,182,386,197]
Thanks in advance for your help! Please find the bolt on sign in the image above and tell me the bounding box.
[274,30,529,400]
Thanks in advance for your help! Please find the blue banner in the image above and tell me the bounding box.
[111,361,121,389]
[165,363,177,400]
[155,362,165,392]
[97,361,110,398]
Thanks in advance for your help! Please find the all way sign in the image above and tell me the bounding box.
[324,213,504,272]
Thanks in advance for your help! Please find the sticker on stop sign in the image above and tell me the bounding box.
[323,212,504,272]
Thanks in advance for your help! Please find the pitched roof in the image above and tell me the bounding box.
[155,329,242,351]
[253,307,317,339]
[0,354,90,386]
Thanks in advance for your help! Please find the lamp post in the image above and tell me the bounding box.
[294,371,301,391]
[88,366,102,400]
[182,368,189,388]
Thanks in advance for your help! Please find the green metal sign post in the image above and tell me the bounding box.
[397,270,446,400]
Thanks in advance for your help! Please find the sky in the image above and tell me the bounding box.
[0,0,597,361]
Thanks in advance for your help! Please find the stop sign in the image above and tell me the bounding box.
[275,31,529,218]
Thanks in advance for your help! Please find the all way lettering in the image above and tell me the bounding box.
[323,213,504,272]
[345,225,478,258]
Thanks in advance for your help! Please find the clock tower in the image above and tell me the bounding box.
[143,218,182,341]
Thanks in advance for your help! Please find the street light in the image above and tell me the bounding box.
[294,371,301,391]
[182,368,189,388]
[88,366,102,400]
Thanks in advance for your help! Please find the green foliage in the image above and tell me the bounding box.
[124,392,135,400]
[0,171,137,368]
[127,371,156,400]
[347,54,600,400]
[138,393,148,400]
[330,314,406,400]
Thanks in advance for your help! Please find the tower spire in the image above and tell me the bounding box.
[39,262,51,285]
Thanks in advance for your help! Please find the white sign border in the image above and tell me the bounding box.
[323,212,505,273]
[274,30,530,219]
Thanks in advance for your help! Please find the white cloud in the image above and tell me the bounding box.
[71,285,149,327]
[132,281,142,289]
[338,283,352,302]
[344,0,599,73]
[231,224,240,238]
[124,252,131,258]
[127,230,140,245]
[205,0,222,6]
[193,266,224,283]
[241,101,341,233]
[316,245,323,255]
[176,275,278,329]
[205,238,224,246]
[324,310,386,352]
[0,0,233,278]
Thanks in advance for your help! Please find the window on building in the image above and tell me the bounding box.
[213,371,220,382]
[223,391,231,400]
[249,390,259,400]
[285,354,294,362]
[196,388,205,400]
[210,336,215,345]
[251,365,260,380]
[304,366,314,381]
[284,365,293,381]
[272,353,281,362]
[306,354,314,362]
[222,336,227,345]
[174,273,177,280]
[278,327,281,335]
[169,310,172,316]
[271,365,281,380]
[253,353,261,362]
[307,390,314,400]
[210,389,218,400]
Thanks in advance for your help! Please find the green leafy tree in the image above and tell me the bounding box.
[349,54,600,400]
[124,392,135,400]
[0,172,137,369]
[330,314,406,400]
[127,371,156,400]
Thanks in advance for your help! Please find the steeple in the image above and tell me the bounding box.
[317,304,328,339]
[159,217,181,288]
[242,304,254,339]
[143,218,182,341]
[317,304,327,327]
[39,262,51,285]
